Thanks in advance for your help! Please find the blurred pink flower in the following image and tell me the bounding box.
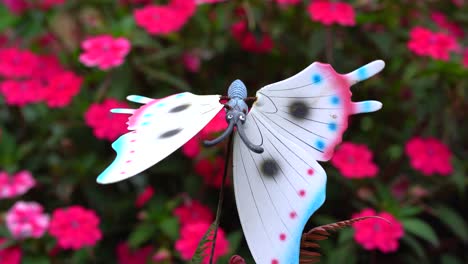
[117,242,154,264]
[0,238,21,264]
[463,48,468,68]
[175,221,229,263]
[0,48,38,78]
[152,248,171,262]
[84,98,130,141]
[79,35,131,70]
[275,0,301,5]
[2,0,29,14]
[405,137,453,176]
[331,142,379,179]
[182,52,201,73]
[407,27,460,61]
[201,110,228,135]
[42,71,83,108]
[6,201,49,239]
[49,206,102,250]
[0,79,45,106]
[352,209,404,253]
[430,11,464,39]
[307,1,356,26]
[173,199,214,226]
[134,0,196,35]
[0,170,35,199]
[182,136,202,158]
[231,21,274,53]
[135,186,155,208]
[195,157,230,188]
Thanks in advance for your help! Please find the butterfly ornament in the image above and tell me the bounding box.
[97,60,385,264]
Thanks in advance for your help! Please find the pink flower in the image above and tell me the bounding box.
[37,0,65,10]
[195,157,230,187]
[201,110,227,135]
[175,221,229,263]
[0,79,44,106]
[430,11,464,39]
[182,136,202,158]
[2,0,29,14]
[0,170,36,199]
[42,71,83,108]
[79,35,131,70]
[182,52,201,73]
[134,1,196,35]
[331,142,379,179]
[0,238,21,264]
[117,242,154,264]
[49,206,102,250]
[6,201,49,239]
[231,21,274,53]
[173,199,214,226]
[84,98,130,141]
[405,137,453,176]
[407,27,460,61]
[0,48,39,78]
[463,48,468,68]
[352,208,404,253]
[136,186,155,208]
[275,0,301,5]
[307,1,356,26]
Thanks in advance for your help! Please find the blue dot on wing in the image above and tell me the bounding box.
[328,123,337,131]
[156,102,165,107]
[142,121,150,126]
[315,140,325,150]
[362,101,372,112]
[175,93,185,98]
[143,113,152,118]
[312,74,322,84]
[331,96,340,105]
[357,67,367,81]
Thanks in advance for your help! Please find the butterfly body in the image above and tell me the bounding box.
[97,60,386,264]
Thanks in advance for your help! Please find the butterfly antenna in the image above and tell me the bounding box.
[203,120,235,147]
[236,121,264,153]
[208,134,233,264]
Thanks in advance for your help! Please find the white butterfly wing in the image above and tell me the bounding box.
[233,112,326,264]
[97,92,223,184]
[254,60,384,161]
[233,60,384,263]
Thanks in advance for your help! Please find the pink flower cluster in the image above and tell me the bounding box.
[6,201,49,239]
[331,142,379,179]
[0,238,21,264]
[352,208,404,253]
[134,0,196,35]
[0,48,82,107]
[407,27,460,61]
[231,21,274,53]
[405,137,453,176]
[430,12,464,39]
[135,186,155,208]
[49,206,102,250]
[0,170,35,199]
[175,221,229,263]
[307,1,356,26]
[79,35,131,70]
[84,98,130,141]
[173,198,228,263]
[2,0,64,14]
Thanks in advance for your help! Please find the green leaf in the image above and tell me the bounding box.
[159,217,179,240]
[227,230,243,254]
[440,254,464,264]
[128,223,158,248]
[402,218,439,246]
[22,256,50,264]
[432,204,468,242]
[401,235,426,260]
[398,206,423,218]
[191,221,217,264]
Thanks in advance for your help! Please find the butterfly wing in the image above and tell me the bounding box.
[97,92,223,184]
[233,60,384,263]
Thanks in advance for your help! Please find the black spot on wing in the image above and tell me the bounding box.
[169,104,191,113]
[261,159,279,177]
[289,101,309,119]
[159,128,183,138]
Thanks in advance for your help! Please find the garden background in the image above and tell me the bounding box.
[0,0,467,263]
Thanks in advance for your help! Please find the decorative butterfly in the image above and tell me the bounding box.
[97,60,385,264]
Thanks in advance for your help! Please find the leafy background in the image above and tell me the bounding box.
[0,0,467,263]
